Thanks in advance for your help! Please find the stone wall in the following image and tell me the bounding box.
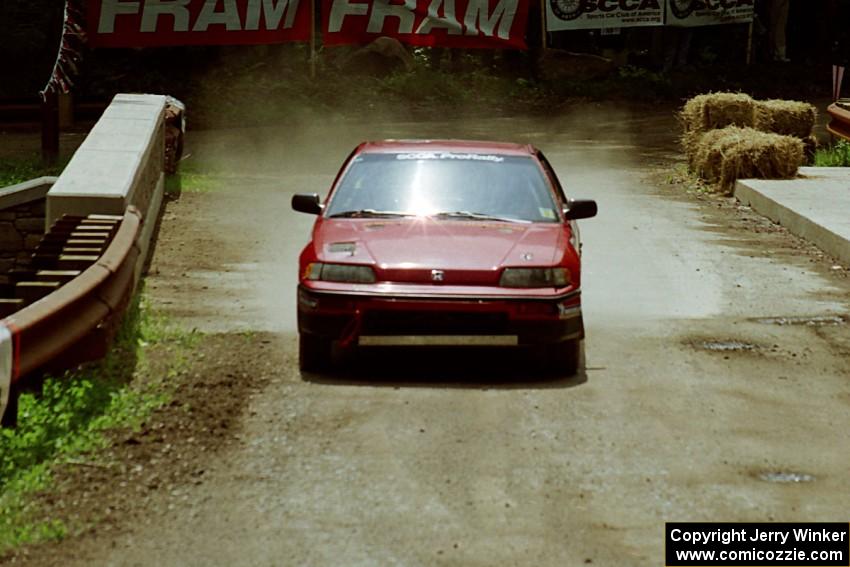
[0,177,55,287]
[0,199,46,285]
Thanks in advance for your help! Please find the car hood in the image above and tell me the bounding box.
[313,218,568,285]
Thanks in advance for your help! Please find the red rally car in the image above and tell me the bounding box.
[291,140,597,375]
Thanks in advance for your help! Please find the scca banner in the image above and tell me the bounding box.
[666,0,753,27]
[87,0,311,47]
[323,0,530,49]
[546,0,664,31]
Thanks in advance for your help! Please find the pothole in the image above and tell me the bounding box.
[755,315,846,327]
[758,471,815,484]
[698,340,758,352]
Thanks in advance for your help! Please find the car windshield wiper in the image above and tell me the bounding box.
[432,211,530,223]
[328,209,413,218]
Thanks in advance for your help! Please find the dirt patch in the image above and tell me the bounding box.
[650,165,850,282]
[1,331,285,566]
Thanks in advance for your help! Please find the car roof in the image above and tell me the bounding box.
[357,140,536,157]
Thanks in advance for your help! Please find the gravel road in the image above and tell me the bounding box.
[24,105,850,566]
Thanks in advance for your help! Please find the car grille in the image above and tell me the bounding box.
[361,310,509,335]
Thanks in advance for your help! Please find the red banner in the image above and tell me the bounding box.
[322,0,529,49]
[87,0,310,47]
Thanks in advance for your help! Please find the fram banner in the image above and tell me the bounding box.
[87,0,311,47]
[666,0,754,27]
[323,0,530,49]
[546,0,664,32]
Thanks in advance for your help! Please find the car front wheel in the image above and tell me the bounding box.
[299,333,332,372]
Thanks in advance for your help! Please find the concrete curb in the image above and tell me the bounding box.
[0,177,56,210]
[734,167,850,266]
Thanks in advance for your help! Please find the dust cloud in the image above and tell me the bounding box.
[162,100,673,334]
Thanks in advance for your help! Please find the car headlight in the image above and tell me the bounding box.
[305,262,376,283]
[500,267,570,288]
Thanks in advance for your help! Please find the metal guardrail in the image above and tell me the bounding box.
[0,93,177,426]
[826,103,850,142]
[0,207,142,426]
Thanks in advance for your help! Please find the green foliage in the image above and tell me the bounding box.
[813,140,850,167]
[165,171,223,195]
[379,65,472,104]
[615,65,673,98]
[545,64,673,103]
[368,66,531,109]
[665,163,714,194]
[0,295,194,554]
[0,159,63,189]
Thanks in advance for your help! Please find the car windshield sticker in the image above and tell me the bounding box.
[395,152,505,162]
[540,208,556,219]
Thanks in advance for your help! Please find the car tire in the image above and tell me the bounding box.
[547,339,580,377]
[299,333,332,372]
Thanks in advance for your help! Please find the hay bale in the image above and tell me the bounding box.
[754,99,817,138]
[692,126,804,193]
[680,93,756,134]
[681,130,703,168]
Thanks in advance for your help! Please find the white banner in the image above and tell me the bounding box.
[665,0,754,27]
[0,324,12,425]
[546,0,664,31]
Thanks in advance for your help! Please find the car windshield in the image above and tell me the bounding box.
[325,152,560,223]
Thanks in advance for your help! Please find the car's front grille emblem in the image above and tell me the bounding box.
[431,269,445,282]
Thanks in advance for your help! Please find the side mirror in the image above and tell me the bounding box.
[292,193,323,215]
[563,199,597,220]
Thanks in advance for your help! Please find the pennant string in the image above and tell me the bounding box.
[40,0,86,101]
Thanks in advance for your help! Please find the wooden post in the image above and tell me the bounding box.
[58,92,74,129]
[41,91,60,166]
[746,21,754,65]
[540,0,548,50]
[310,0,317,79]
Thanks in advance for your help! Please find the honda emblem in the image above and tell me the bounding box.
[431,269,445,282]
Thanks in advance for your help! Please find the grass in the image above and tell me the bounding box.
[165,170,224,195]
[665,163,715,195]
[813,140,850,167]
[0,293,197,554]
[0,159,63,189]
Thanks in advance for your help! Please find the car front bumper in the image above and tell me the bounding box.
[297,285,584,347]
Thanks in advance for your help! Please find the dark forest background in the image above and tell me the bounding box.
[1,1,848,127]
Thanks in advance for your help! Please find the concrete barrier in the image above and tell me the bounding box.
[46,93,166,281]
[0,177,55,210]
[735,168,850,266]
[0,94,175,426]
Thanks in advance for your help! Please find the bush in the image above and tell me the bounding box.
[813,140,850,167]
[0,296,194,554]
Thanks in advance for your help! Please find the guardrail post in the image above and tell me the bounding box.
[0,323,16,428]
